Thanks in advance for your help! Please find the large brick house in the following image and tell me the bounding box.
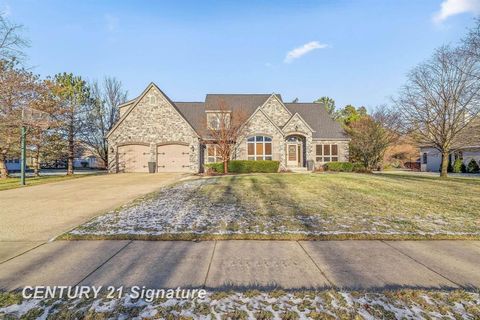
[106,83,349,173]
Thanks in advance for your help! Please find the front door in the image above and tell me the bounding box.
[287,144,301,167]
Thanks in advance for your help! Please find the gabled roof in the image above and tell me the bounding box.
[174,102,206,136]
[106,83,199,139]
[205,94,273,113]
[285,103,348,139]
[108,83,347,141]
[282,112,315,133]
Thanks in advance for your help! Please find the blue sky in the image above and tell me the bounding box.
[2,0,479,109]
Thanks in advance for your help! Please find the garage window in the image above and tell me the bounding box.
[206,144,221,163]
[247,136,272,160]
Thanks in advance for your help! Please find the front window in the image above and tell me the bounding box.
[316,144,338,162]
[247,136,272,160]
[206,144,221,163]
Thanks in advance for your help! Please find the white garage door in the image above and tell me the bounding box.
[157,144,190,172]
[117,144,150,173]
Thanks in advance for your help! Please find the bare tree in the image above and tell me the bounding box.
[396,46,480,177]
[0,13,29,61]
[0,60,38,178]
[83,77,127,167]
[205,101,247,174]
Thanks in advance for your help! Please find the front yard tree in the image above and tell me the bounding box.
[347,106,399,170]
[83,77,127,168]
[53,73,91,175]
[206,101,246,174]
[26,79,61,176]
[0,60,38,178]
[397,46,480,178]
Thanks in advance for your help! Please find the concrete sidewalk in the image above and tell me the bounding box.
[0,240,479,291]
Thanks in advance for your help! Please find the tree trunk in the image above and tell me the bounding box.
[0,155,8,179]
[223,159,228,174]
[440,151,449,178]
[67,127,74,175]
[33,149,40,177]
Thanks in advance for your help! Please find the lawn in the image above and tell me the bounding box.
[0,174,93,191]
[1,289,479,319]
[65,172,480,240]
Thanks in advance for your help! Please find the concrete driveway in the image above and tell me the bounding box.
[0,173,184,260]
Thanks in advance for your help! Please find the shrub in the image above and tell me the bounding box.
[204,162,224,173]
[323,162,369,173]
[467,159,480,173]
[205,160,280,174]
[352,162,369,173]
[461,162,467,173]
[324,162,354,172]
[452,158,463,173]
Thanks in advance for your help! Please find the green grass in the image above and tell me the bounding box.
[64,172,480,240]
[199,172,480,235]
[0,174,95,191]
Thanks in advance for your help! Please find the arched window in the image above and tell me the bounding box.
[286,136,302,143]
[247,136,272,160]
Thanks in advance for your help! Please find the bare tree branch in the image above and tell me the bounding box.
[0,13,29,62]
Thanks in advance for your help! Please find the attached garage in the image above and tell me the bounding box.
[157,144,191,172]
[117,144,150,173]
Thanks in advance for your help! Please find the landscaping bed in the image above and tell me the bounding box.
[64,173,480,240]
[1,289,479,319]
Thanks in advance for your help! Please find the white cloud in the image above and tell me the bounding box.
[105,13,119,32]
[433,0,480,23]
[284,41,328,63]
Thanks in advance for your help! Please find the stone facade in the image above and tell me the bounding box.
[235,109,286,167]
[107,85,200,173]
[260,95,291,127]
[109,88,349,173]
[282,114,315,164]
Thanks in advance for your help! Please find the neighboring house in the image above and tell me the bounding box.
[73,143,106,169]
[420,146,480,172]
[106,83,349,173]
[5,157,34,172]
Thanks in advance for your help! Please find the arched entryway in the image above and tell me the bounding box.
[285,135,306,168]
